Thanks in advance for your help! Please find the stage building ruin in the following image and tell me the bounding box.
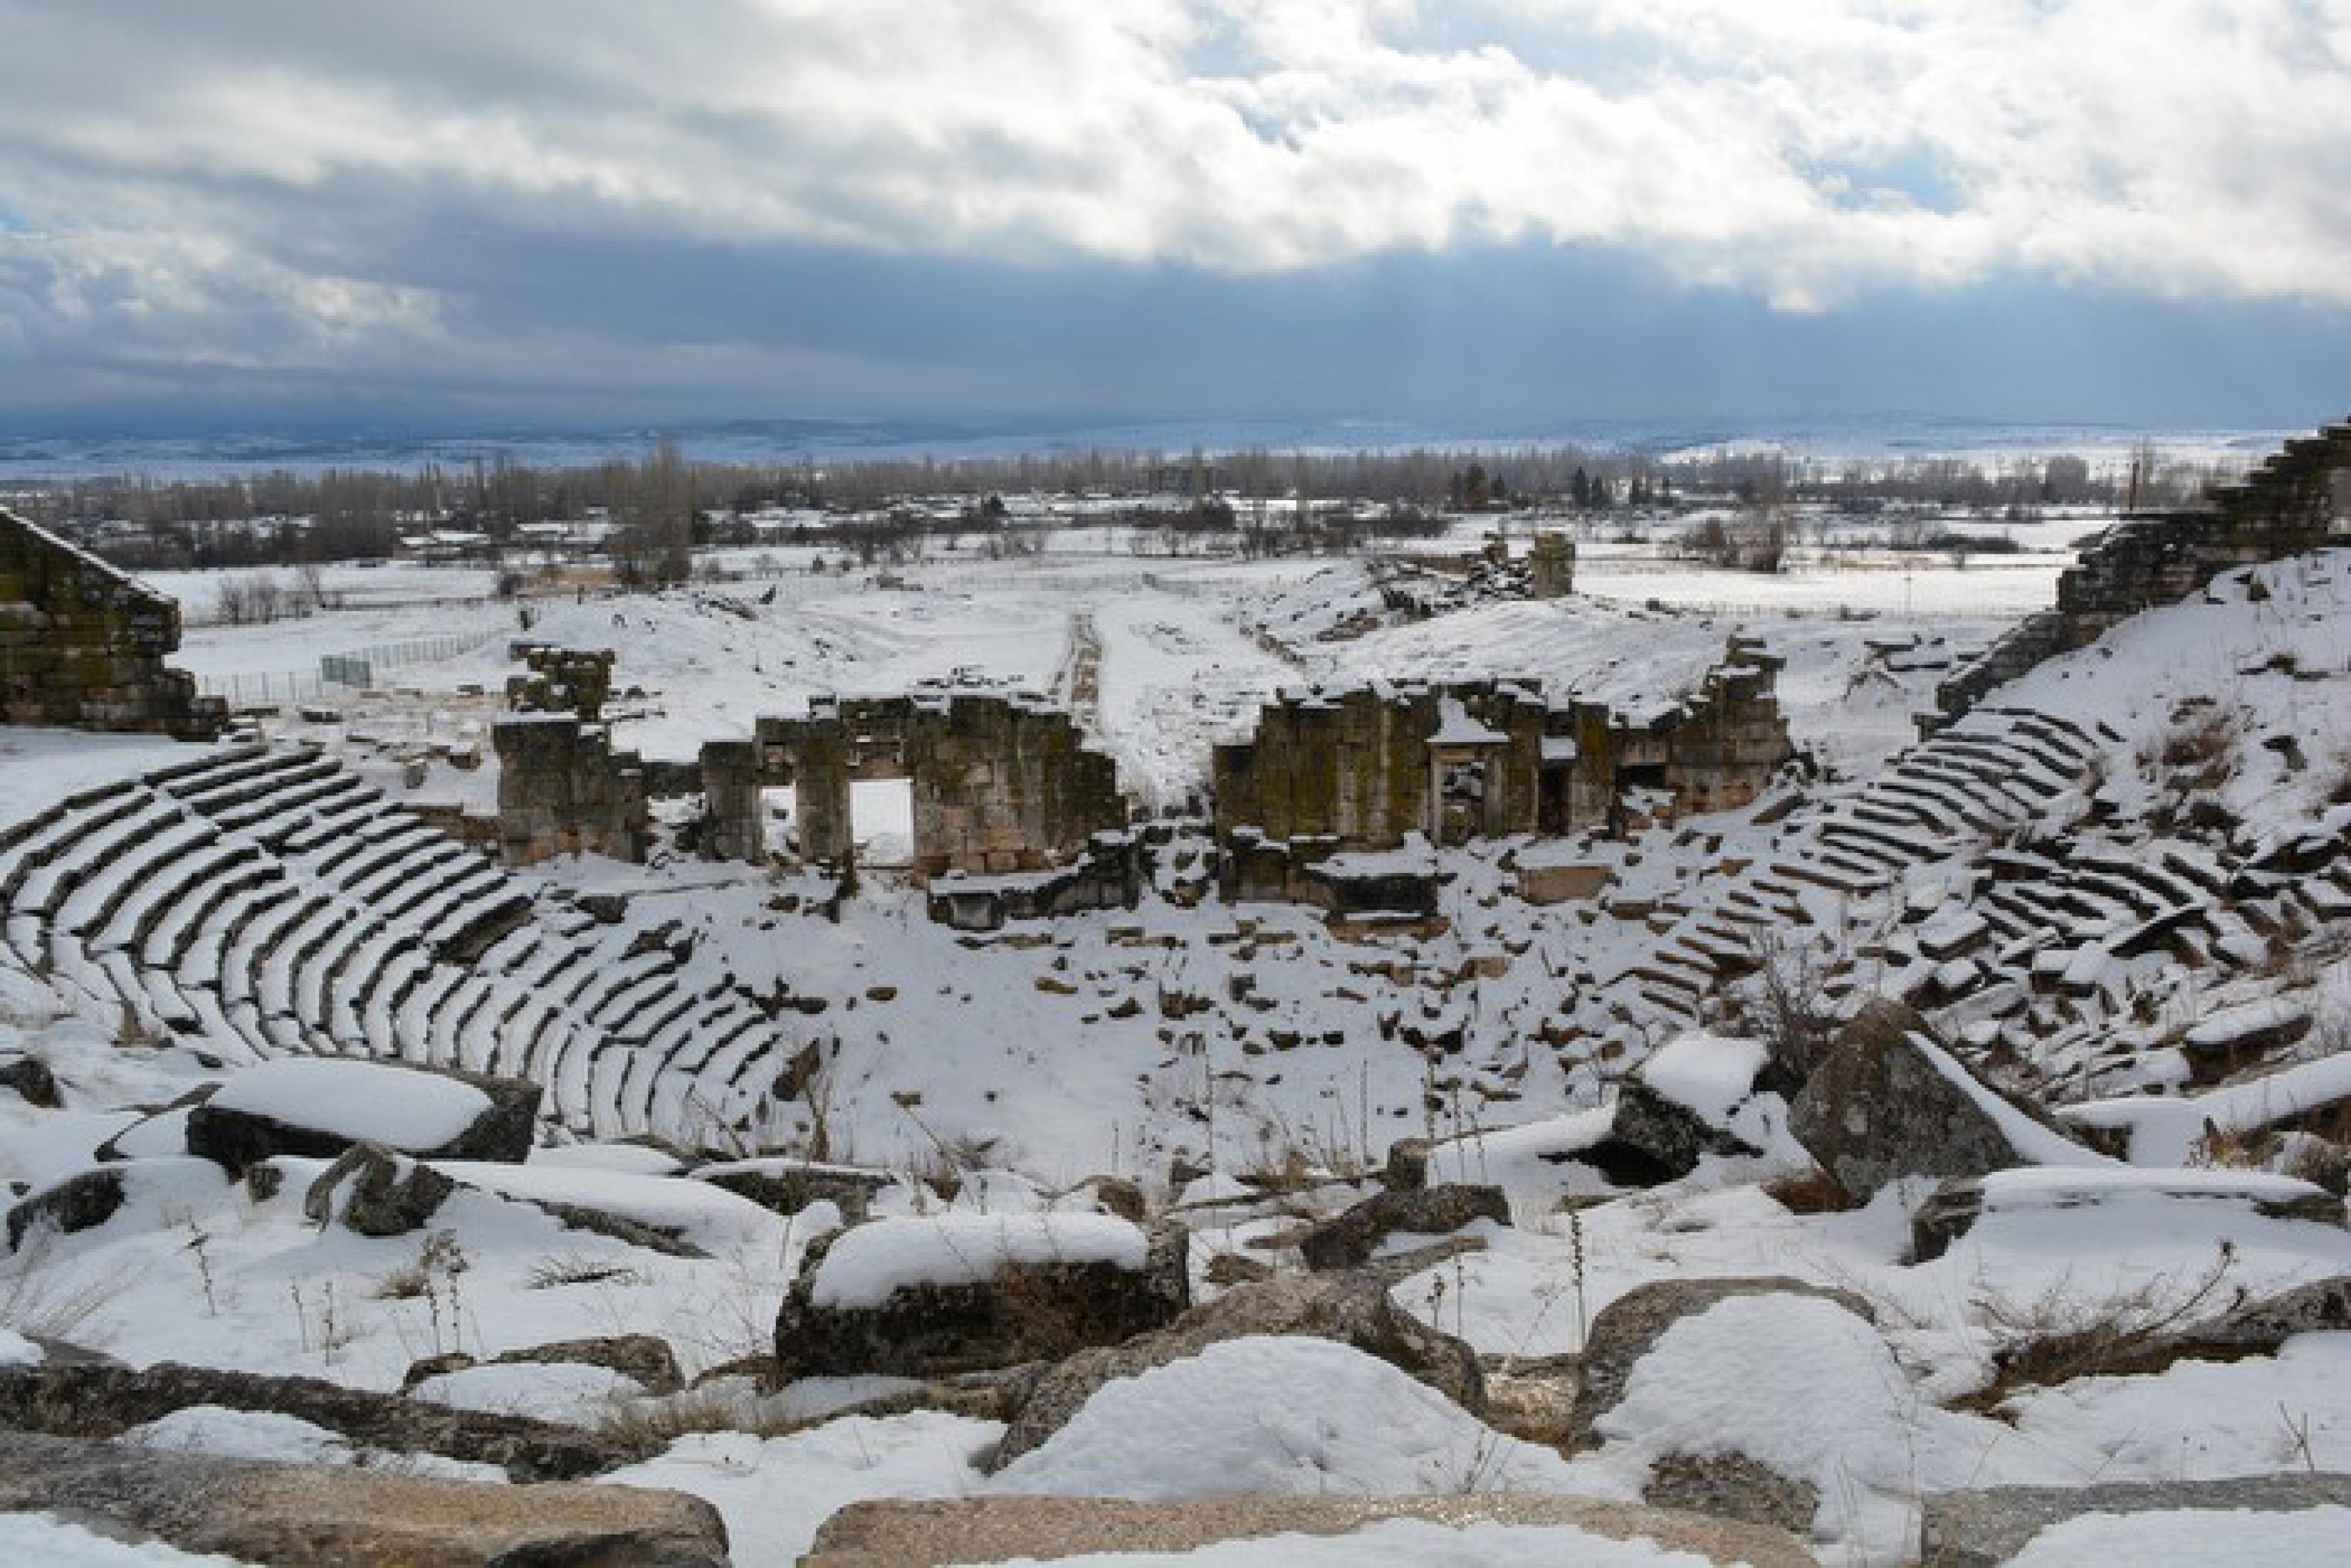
[1212,640,1794,907]
[700,691,1128,879]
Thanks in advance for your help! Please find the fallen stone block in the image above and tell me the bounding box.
[0,1430,726,1567]
[0,1361,647,1481]
[1569,1276,1876,1451]
[187,1058,541,1176]
[1297,1183,1510,1270]
[806,1493,1811,1567]
[1910,1167,2342,1262]
[775,1213,1188,1380]
[1919,1473,2351,1568]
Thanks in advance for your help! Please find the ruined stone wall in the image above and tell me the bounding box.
[0,509,223,740]
[698,738,765,863]
[1212,682,1548,850]
[504,643,614,721]
[1528,532,1575,599]
[1933,419,2350,727]
[492,713,649,866]
[1562,639,1794,828]
[712,692,1126,877]
[903,694,1124,875]
[1215,649,1791,882]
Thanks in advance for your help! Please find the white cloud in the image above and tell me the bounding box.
[0,0,2343,379]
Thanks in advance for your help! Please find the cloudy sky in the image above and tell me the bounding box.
[2,1,2347,435]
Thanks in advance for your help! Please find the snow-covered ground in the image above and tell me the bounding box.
[4,525,2350,1564]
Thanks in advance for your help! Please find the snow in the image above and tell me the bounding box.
[2002,1332,2351,1479]
[0,1326,41,1365]
[0,1515,246,1567]
[1956,1165,2334,1212]
[1002,1517,1723,1566]
[1637,1033,1768,1125]
[2071,1053,2351,1166]
[0,731,203,822]
[6,490,2351,1559]
[1430,697,1505,746]
[2006,1504,2351,1567]
[204,1059,490,1150]
[809,1213,1149,1310]
[124,1405,354,1466]
[409,1360,646,1424]
[598,1412,998,1566]
[993,1337,1600,1501]
[529,1141,686,1176]
[1596,1291,2047,1555]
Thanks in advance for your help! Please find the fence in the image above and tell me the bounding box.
[195,629,506,709]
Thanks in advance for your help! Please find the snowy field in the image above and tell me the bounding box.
[166,539,2035,794]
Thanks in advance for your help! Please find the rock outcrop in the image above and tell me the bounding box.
[302,1142,457,1237]
[1919,1473,2351,1567]
[1788,1000,2100,1202]
[404,1335,685,1399]
[805,1493,1812,1567]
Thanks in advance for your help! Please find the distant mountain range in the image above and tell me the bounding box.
[0,415,2293,483]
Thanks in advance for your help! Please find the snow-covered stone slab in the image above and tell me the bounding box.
[185,1059,539,1175]
[2180,997,2312,1076]
[1911,1166,2342,1261]
[1921,1474,2351,1568]
[775,1213,1188,1379]
[806,1494,1813,1568]
[0,1430,727,1567]
[5,1156,231,1252]
[992,1335,1577,1501]
[2068,1051,2351,1165]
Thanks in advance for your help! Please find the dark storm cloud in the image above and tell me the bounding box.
[1,1,2345,430]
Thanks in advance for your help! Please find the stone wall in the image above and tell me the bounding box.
[1528,532,1575,599]
[504,643,614,721]
[706,691,1127,878]
[1562,637,1794,829]
[492,713,649,866]
[1212,682,1551,850]
[697,738,765,863]
[1933,419,2350,727]
[0,509,223,740]
[1212,650,1791,869]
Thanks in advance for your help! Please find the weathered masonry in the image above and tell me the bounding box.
[492,714,651,867]
[490,640,650,866]
[1527,531,1575,599]
[1556,638,1793,827]
[1933,418,2351,727]
[0,509,224,740]
[702,691,1128,877]
[505,643,615,721]
[1212,639,1793,865]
